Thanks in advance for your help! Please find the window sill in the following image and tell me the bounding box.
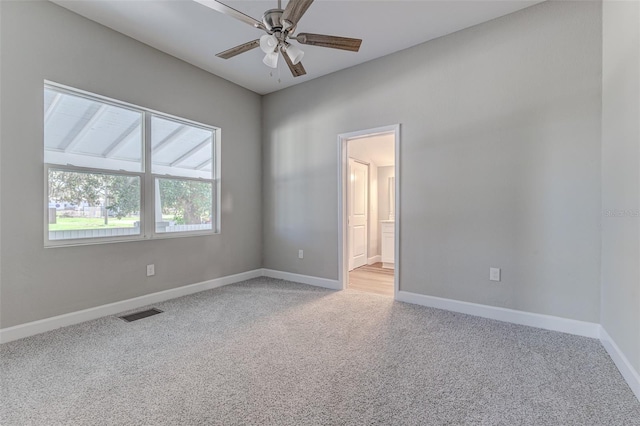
[44,230,219,248]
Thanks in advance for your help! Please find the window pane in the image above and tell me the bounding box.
[44,87,143,173]
[151,115,213,179]
[48,170,141,240]
[155,178,212,233]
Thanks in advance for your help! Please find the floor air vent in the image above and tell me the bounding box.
[120,308,163,322]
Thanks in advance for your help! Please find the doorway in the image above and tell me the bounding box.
[338,124,400,297]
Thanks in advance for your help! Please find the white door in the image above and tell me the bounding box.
[348,159,368,271]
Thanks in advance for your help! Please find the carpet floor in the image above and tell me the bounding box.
[1,277,639,425]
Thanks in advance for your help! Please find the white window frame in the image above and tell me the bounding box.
[44,81,221,248]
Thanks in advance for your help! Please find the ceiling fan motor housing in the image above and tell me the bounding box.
[262,9,285,33]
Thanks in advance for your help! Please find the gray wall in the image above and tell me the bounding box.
[601,0,640,372]
[0,1,262,328]
[263,1,603,322]
[0,0,616,333]
[0,0,3,327]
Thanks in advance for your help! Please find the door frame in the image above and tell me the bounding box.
[337,124,401,298]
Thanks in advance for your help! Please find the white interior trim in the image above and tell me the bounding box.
[600,327,640,401]
[396,290,601,338]
[0,268,340,344]
[367,255,382,265]
[0,269,262,344]
[398,290,639,401]
[0,269,602,344]
[262,269,341,290]
[393,126,400,299]
[337,124,400,297]
[3,268,639,403]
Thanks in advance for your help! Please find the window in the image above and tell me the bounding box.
[151,115,215,233]
[44,83,219,246]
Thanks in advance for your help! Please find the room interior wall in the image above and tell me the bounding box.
[601,0,640,372]
[0,0,623,343]
[0,1,3,322]
[0,0,263,328]
[262,0,603,322]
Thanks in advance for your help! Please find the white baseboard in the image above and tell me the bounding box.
[5,269,638,404]
[0,269,263,344]
[367,255,381,265]
[262,269,342,290]
[600,328,640,401]
[396,290,600,338]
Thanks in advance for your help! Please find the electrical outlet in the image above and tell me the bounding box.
[147,264,155,277]
[489,267,501,282]
[298,249,304,259]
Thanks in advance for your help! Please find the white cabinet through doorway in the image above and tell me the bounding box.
[381,221,394,269]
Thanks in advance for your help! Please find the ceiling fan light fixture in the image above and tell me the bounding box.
[205,0,363,78]
[263,51,279,68]
[260,34,279,53]
[284,42,304,65]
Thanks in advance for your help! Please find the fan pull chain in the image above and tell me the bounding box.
[269,69,281,84]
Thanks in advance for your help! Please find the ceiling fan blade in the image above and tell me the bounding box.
[281,50,307,77]
[193,0,265,30]
[282,0,314,27]
[216,39,260,59]
[295,33,362,52]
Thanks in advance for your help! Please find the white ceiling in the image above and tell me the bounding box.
[51,0,544,95]
[349,133,395,167]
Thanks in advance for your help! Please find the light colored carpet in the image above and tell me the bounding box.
[1,277,639,425]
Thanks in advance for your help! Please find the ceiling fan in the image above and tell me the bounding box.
[194,0,362,77]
